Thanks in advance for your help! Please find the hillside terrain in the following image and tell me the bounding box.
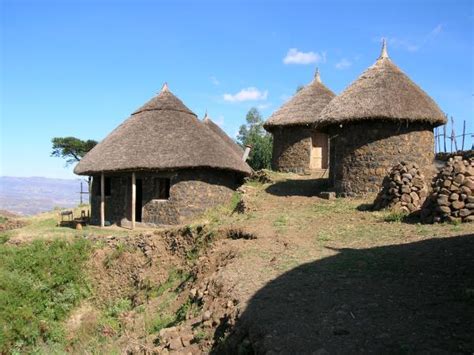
[0,172,473,354]
[0,176,84,215]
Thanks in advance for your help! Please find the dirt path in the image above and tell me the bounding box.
[200,175,474,353]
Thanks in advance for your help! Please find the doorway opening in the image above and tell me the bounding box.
[310,132,328,170]
[135,179,143,222]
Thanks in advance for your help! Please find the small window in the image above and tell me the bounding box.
[154,178,170,200]
[95,177,111,196]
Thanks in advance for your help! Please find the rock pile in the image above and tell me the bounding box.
[373,162,428,213]
[421,156,474,223]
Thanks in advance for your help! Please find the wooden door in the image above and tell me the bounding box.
[310,132,328,170]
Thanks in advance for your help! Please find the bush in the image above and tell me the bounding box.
[0,239,91,352]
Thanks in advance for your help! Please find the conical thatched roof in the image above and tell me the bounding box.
[202,112,244,158]
[74,84,252,175]
[317,41,446,127]
[264,69,335,129]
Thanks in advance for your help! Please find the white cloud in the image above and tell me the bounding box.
[210,76,220,86]
[223,87,268,102]
[283,48,326,65]
[335,58,352,70]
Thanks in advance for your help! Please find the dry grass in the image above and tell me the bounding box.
[3,206,141,243]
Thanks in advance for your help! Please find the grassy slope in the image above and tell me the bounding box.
[0,238,91,353]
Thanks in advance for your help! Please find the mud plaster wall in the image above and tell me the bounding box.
[90,169,239,225]
[326,120,436,195]
[270,126,312,173]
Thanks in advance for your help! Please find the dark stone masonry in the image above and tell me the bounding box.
[90,169,239,226]
[271,126,312,173]
[325,120,435,195]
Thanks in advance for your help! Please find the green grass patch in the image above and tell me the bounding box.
[0,233,10,244]
[229,192,242,211]
[312,199,355,216]
[0,216,7,224]
[0,238,91,353]
[383,211,408,223]
[273,215,289,228]
[96,298,133,338]
[103,242,130,268]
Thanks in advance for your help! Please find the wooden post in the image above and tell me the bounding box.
[437,127,441,154]
[131,172,136,230]
[443,124,447,153]
[100,173,105,227]
[461,120,466,151]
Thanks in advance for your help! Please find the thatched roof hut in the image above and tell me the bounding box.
[75,84,251,227]
[75,84,251,176]
[263,69,335,173]
[264,69,335,129]
[202,112,244,158]
[317,41,446,127]
[318,41,446,195]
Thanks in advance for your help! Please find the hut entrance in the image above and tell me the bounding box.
[310,132,328,170]
[135,179,143,222]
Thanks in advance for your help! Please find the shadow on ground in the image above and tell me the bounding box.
[215,234,474,354]
[265,178,330,197]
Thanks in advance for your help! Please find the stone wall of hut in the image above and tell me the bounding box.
[271,126,312,173]
[326,121,436,195]
[90,169,239,226]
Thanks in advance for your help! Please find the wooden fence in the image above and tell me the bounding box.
[434,117,473,153]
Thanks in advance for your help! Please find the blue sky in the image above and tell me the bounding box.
[1,0,473,179]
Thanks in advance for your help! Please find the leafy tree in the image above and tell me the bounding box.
[237,108,273,170]
[51,137,97,204]
[51,137,97,165]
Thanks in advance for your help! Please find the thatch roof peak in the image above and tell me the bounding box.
[160,82,170,93]
[132,86,196,116]
[317,44,446,127]
[74,89,251,175]
[314,68,322,83]
[264,69,335,129]
[379,38,389,60]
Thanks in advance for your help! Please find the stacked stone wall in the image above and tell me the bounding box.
[326,121,436,195]
[270,126,312,174]
[90,169,238,226]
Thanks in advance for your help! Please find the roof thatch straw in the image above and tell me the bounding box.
[202,112,244,158]
[317,40,446,128]
[74,84,252,176]
[264,69,335,130]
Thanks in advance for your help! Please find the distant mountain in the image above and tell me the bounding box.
[0,176,89,216]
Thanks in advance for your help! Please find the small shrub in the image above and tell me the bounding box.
[103,242,129,268]
[150,313,176,334]
[229,193,242,212]
[105,298,132,318]
[193,329,207,343]
[0,233,9,244]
